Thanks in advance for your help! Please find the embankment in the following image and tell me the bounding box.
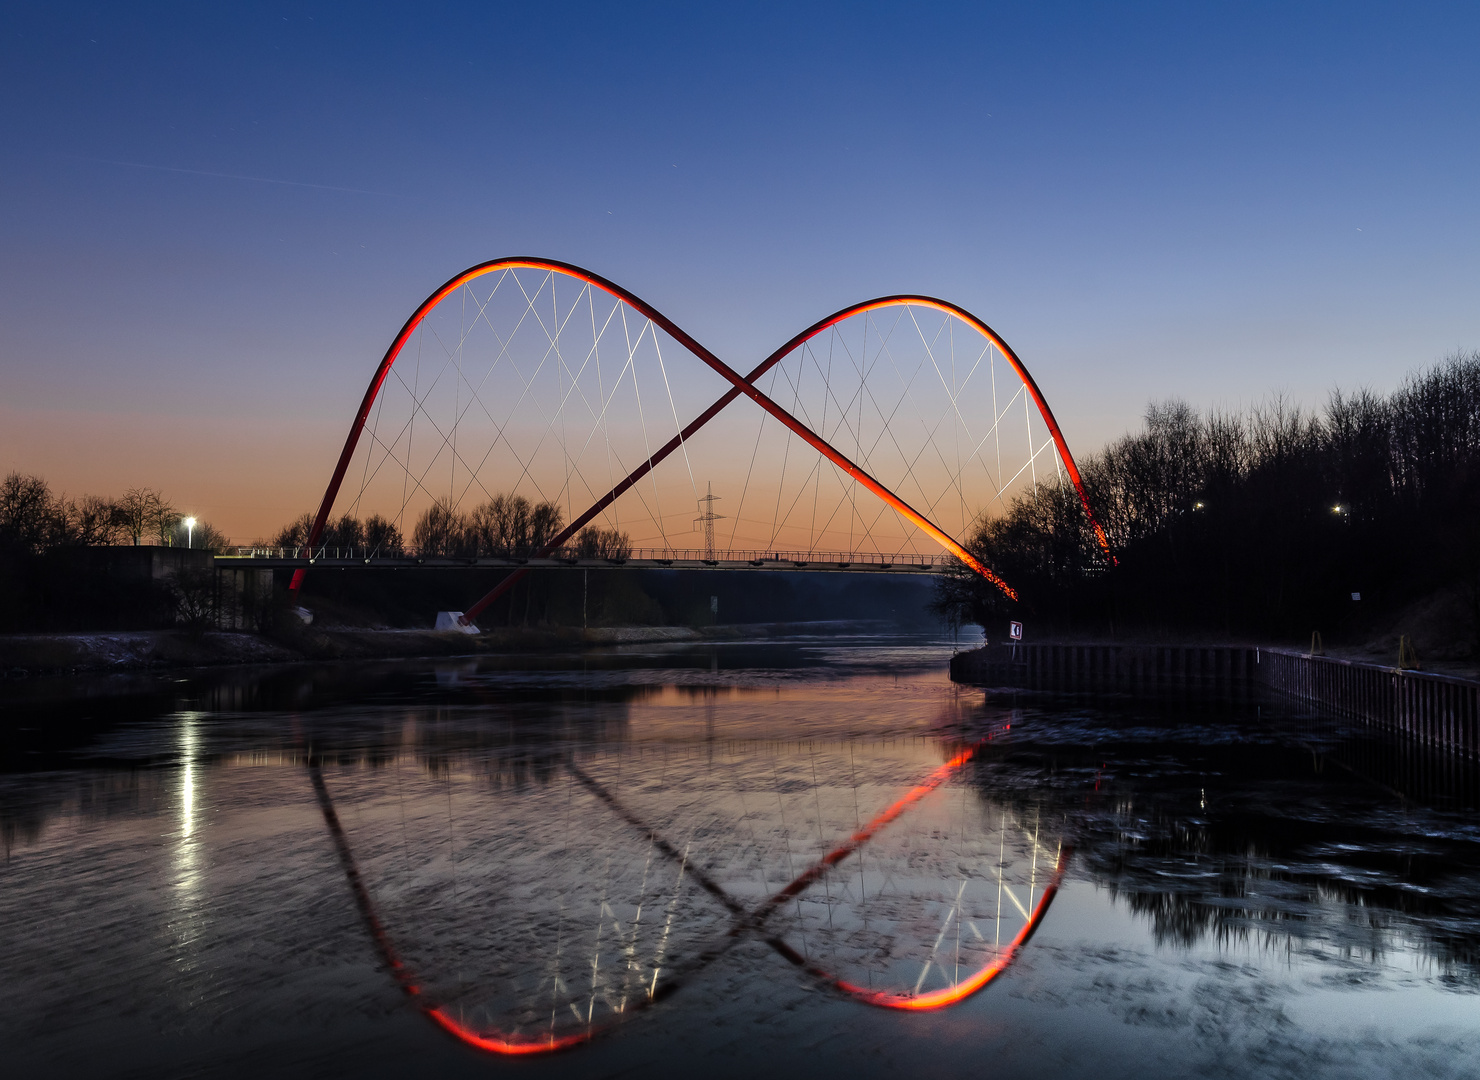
[0,619,894,678]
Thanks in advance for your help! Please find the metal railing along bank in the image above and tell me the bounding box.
[1257,648,1479,759]
[950,642,1480,759]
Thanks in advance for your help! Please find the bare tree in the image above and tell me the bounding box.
[573,525,631,560]
[168,518,229,552]
[169,565,218,635]
[71,495,124,546]
[326,514,364,549]
[152,505,183,546]
[413,498,464,555]
[114,488,174,546]
[363,514,403,555]
[0,473,59,554]
[272,513,314,550]
[464,494,565,557]
[529,500,564,553]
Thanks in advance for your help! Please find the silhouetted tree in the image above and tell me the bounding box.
[115,488,175,546]
[363,514,403,555]
[572,525,632,560]
[413,498,463,555]
[169,565,219,634]
[934,350,1480,644]
[72,495,124,546]
[168,518,229,552]
[0,473,60,554]
[272,513,314,549]
[462,494,565,556]
[325,513,364,548]
[1,474,128,552]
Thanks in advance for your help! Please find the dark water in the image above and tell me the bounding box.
[4,636,1480,1079]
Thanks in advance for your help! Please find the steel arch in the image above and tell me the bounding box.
[292,258,1112,612]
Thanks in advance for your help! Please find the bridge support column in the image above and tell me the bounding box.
[436,611,480,634]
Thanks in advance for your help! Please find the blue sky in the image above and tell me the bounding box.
[2,2,1477,538]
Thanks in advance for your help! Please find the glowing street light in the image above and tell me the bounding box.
[184,516,197,548]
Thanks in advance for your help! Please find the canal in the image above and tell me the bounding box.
[3,635,1480,1078]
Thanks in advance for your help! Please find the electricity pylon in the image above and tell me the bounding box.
[694,482,724,561]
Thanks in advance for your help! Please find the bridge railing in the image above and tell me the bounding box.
[222,545,953,568]
[624,547,948,567]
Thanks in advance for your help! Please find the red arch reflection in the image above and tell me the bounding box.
[310,729,1068,1055]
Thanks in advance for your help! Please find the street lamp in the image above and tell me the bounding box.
[184,517,197,549]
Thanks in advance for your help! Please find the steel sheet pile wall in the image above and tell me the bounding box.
[950,643,1256,700]
[950,643,1480,759]
[1257,649,1479,759]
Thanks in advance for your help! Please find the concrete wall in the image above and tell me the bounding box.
[50,545,215,581]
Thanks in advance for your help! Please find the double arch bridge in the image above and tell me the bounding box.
[243,258,1109,1054]
[229,257,1111,619]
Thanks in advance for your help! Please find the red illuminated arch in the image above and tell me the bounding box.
[292,258,1113,611]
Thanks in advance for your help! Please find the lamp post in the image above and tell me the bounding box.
[184,517,197,549]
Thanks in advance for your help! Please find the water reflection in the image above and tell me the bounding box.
[308,708,1066,1052]
[978,691,1480,982]
[173,712,203,955]
[5,640,1480,1076]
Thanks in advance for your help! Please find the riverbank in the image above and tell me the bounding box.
[952,640,1480,759]
[0,620,901,678]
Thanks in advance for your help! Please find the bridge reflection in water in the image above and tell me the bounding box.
[10,643,1480,1076]
[307,703,1066,1054]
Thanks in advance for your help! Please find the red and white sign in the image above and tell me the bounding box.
[1009,621,1023,640]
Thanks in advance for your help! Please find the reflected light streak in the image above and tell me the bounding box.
[173,713,206,966]
[180,717,197,841]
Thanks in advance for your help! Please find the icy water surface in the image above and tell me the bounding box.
[4,636,1480,1078]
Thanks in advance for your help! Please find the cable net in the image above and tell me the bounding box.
[728,303,1068,559]
[336,266,1070,561]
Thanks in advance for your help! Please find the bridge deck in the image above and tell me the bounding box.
[215,554,946,574]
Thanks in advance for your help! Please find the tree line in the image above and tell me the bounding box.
[0,472,637,563]
[0,475,227,554]
[269,494,632,560]
[277,496,637,630]
[935,350,1480,644]
[0,475,232,632]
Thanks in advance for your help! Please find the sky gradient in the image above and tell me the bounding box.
[2,2,1478,542]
